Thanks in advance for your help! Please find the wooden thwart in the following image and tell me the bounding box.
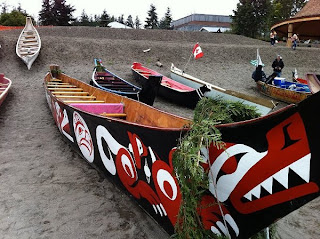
[48,88,83,91]
[52,92,89,95]
[100,113,127,118]
[56,95,96,99]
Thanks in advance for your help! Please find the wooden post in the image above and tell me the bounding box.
[50,64,60,78]
[287,24,293,48]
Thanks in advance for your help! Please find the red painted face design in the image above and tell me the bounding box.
[208,113,319,214]
[73,112,94,163]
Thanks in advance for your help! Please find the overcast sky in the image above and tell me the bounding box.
[1,0,239,21]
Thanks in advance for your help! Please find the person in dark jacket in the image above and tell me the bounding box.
[252,65,266,82]
[272,55,284,77]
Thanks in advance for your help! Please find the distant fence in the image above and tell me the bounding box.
[0,25,54,31]
[0,25,24,31]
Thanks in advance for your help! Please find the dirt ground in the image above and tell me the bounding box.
[0,27,319,239]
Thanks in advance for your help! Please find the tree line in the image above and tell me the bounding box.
[231,0,307,39]
[0,0,172,30]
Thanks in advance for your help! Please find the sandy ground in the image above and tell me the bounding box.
[0,27,319,238]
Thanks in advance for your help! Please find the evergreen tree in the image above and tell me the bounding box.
[159,7,172,29]
[126,15,134,28]
[39,0,55,25]
[51,0,75,26]
[79,9,90,25]
[1,2,8,14]
[144,4,158,29]
[118,14,124,24]
[135,15,141,29]
[100,9,110,27]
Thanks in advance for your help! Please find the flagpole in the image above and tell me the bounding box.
[183,52,193,73]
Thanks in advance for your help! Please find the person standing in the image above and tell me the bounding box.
[291,34,299,50]
[270,30,275,46]
[272,55,284,77]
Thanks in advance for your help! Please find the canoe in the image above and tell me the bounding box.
[256,79,311,104]
[0,73,12,106]
[16,16,41,70]
[170,63,275,116]
[91,59,160,106]
[45,65,320,239]
[303,73,320,94]
[131,62,210,108]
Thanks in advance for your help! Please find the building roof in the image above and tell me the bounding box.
[293,0,320,18]
[271,0,320,39]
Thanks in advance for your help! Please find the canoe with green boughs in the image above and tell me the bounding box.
[44,65,320,239]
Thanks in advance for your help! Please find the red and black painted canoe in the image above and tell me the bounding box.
[131,62,210,108]
[45,65,319,239]
[91,59,161,106]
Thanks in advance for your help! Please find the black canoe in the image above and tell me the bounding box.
[91,59,160,106]
[45,65,320,239]
[131,62,210,108]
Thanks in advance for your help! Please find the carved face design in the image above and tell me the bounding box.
[73,112,94,163]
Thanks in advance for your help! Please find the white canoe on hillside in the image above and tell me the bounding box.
[16,17,41,70]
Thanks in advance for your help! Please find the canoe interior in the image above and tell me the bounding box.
[0,74,12,105]
[305,73,320,94]
[45,72,190,129]
[256,80,311,104]
[132,62,195,92]
[16,17,41,57]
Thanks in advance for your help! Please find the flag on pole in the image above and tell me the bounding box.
[192,43,204,59]
[250,49,265,66]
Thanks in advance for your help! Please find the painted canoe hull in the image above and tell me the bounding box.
[256,81,311,104]
[0,74,12,106]
[91,59,160,106]
[45,70,320,239]
[170,64,274,116]
[16,17,41,70]
[131,62,209,108]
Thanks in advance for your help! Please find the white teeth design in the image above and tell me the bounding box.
[244,154,311,201]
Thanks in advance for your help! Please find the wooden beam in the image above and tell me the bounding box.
[48,88,83,91]
[56,95,96,99]
[47,84,76,88]
[52,92,89,95]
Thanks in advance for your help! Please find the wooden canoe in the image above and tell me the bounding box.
[0,73,12,106]
[256,80,311,104]
[131,62,210,108]
[170,63,276,116]
[45,65,320,239]
[16,17,41,70]
[91,59,160,106]
[303,73,320,94]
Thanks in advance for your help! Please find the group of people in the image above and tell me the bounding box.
[252,55,284,83]
[270,29,299,50]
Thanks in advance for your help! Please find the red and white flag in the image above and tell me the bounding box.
[192,43,204,59]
